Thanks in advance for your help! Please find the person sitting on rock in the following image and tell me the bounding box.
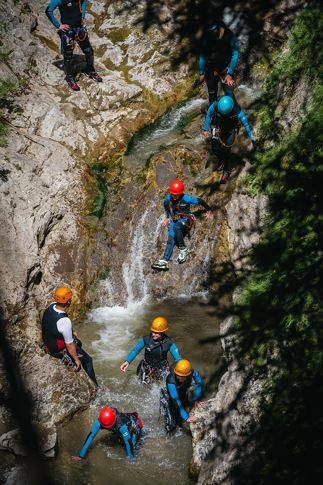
[198,21,239,105]
[46,0,102,91]
[151,179,213,270]
[120,316,182,384]
[42,286,99,386]
[203,95,254,184]
[72,407,143,461]
[160,359,203,434]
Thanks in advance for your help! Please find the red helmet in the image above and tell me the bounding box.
[99,407,117,429]
[169,179,184,195]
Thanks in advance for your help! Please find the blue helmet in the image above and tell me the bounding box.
[218,96,234,115]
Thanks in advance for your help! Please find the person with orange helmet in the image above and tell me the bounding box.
[120,316,182,383]
[73,407,143,461]
[151,180,212,270]
[160,359,203,434]
[42,286,98,386]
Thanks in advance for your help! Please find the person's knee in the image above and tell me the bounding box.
[63,48,73,62]
[83,46,93,57]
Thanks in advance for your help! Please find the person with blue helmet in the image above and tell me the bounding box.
[72,407,143,461]
[198,21,239,104]
[120,316,182,384]
[160,359,203,434]
[203,95,254,184]
[151,180,213,270]
[46,0,102,91]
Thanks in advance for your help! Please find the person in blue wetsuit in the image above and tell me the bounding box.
[203,95,254,184]
[160,359,203,434]
[46,0,102,91]
[198,21,239,104]
[151,179,213,270]
[120,316,181,383]
[72,407,143,461]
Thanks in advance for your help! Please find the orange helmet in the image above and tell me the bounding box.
[174,359,192,377]
[150,316,168,333]
[54,287,73,304]
[99,407,117,429]
[169,179,184,195]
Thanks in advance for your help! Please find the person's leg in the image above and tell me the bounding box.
[78,34,102,81]
[61,33,78,84]
[173,222,187,250]
[205,68,219,105]
[160,388,178,434]
[219,129,235,183]
[75,343,98,386]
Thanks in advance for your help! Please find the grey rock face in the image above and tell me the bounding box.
[0,424,57,458]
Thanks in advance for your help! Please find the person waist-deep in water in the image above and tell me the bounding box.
[46,0,102,91]
[42,286,99,386]
[160,359,203,434]
[72,407,143,461]
[198,21,239,104]
[203,95,254,183]
[120,316,182,383]
[152,179,213,270]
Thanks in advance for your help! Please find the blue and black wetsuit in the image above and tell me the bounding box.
[160,363,203,433]
[46,0,95,80]
[78,409,142,460]
[126,333,182,383]
[198,21,239,104]
[204,99,253,168]
[162,194,211,261]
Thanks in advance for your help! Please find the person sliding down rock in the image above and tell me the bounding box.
[42,287,99,387]
[203,95,254,184]
[72,407,143,461]
[120,316,182,384]
[160,359,203,434]
[46,0,102,91]
[151,179,213,270]
[198,21,239,105]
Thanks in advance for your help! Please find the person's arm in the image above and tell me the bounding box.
[184,195,211,211]
[126,338,145,364]
[203,103,216,132]
[238,110,253,141]
[227,34,239,76]
[192,369,203,401]
[163,195,171,218]
[198,55,207,75]
[45,0,61,29]
[119,424,134,460]
[78,420,101,458]
[169,343,182,362]
[168,383,189,421]
[81,0,87,19]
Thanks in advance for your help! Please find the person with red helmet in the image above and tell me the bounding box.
[42,286,98,386]
[151,180,213,270]
[72,407,143,460]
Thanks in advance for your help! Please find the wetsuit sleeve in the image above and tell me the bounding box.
[227,34,240,76]
[169,343,182,362]
[184,195,211,211]
[198,55,207,75]
[164,195,171,217]
[126,338,145,364]
[168,383,189,421]
[45,0,61,29]
[119,424,134,459]
[192,369,203,401]
[238,110,253,141]
[203,103,217,131]
[79,420,101,458]
[81,0,87,18]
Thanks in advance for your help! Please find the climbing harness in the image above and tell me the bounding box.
[137,360,169,384]
[62,25,88,49]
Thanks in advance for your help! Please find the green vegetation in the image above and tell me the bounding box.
[0,80,20,146]
[218,7,323,483]
[88,164,107,219]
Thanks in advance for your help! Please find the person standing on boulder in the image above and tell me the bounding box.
[151,180,213,271]
[198,21,239,105]
[42,286,99,386]
[46,0,102,91]
[120,316,182,383]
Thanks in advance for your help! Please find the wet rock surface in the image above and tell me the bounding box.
[0,424,57,458]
